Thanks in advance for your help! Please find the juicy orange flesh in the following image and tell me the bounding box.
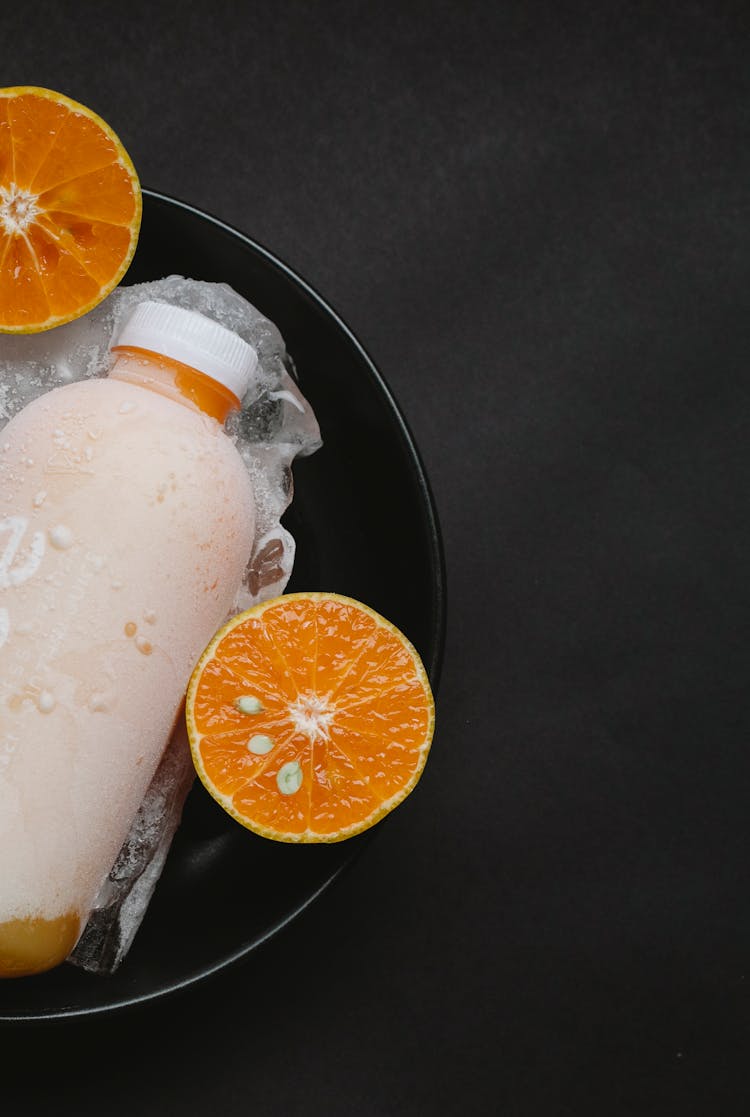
[0,89,139,330]
[191,596,433,839]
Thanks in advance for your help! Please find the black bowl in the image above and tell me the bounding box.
[0,190,446,1021]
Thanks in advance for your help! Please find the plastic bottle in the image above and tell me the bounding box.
[0,301,257,976]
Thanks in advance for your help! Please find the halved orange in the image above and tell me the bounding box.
[0,86,141,333]
[186,593,435,843]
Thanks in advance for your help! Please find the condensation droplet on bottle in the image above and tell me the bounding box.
[89,692,111,713]
[49,524,73,550]
[37,691,56,714]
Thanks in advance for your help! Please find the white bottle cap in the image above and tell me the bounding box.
[113,301,258,403]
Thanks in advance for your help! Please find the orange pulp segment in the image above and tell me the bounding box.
[0,86,141,333]
[186,593,435,843]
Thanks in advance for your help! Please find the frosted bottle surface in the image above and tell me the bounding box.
[0,308,257,976]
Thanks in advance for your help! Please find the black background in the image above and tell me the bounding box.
[3,2,750,1113]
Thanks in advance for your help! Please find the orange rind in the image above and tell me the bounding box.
[186,593,435,843]
[0,86,141,333]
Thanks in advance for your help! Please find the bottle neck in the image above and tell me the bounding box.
[108,346,241,423]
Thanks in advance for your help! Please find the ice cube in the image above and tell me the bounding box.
[68,723,196,974]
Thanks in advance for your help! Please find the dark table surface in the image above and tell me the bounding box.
[3,2,750,1113]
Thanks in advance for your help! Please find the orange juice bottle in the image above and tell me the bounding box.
[0,301,257,976]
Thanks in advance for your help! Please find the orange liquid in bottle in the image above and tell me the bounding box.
[0,333,255,976]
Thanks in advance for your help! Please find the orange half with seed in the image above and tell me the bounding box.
[185,593,435,843]
[0,86,141,333]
